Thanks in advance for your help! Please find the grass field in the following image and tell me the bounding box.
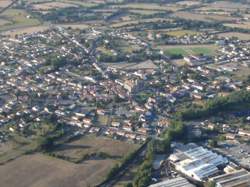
[0,153,116,187]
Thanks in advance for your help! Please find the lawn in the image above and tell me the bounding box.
[190,47,216,55]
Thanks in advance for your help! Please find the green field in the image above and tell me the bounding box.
[164,48,188,56]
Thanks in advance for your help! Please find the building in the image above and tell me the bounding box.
[169,143,228,182]
[238,129,250,137]
[149,177,195,187]
[210,169,250,187]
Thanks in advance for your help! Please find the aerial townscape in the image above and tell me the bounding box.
[0,0,250,187]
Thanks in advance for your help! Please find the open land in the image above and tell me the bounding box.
[51,135,139,163]
[0,153,116,187]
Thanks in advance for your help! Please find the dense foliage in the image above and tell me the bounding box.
[132,120,185,187]
[180,90,250,120]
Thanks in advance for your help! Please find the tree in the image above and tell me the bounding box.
[208,139,218,148]
[205,181,216,187]
[124,183,133,187]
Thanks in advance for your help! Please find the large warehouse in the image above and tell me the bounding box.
[149,177,195,187]
[169,143,228,182]
[210,169,250,187]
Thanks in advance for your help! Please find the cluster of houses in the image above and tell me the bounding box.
[0,26,249,146]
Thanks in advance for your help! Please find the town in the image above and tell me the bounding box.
[0,0,250,187]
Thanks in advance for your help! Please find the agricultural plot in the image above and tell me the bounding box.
[166,29,200,37]
[0,18,11,26]
[0,9,41,32]
[208,1,250,10]
[0,153,116,187]
[32,2,78,11]
[129,9,164,16]
[173,11,238,22]
[2,25,49,37]
[112,3,182,11]
[50,135,139,163]
[0,0,11,8]
[217,32,250,41]
[224,22,250,30]
[158,44,218,56]
[111,18,171,28]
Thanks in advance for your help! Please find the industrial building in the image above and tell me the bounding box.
[149,177,195,187]
[210,169,250,187]
[169,143,228,182]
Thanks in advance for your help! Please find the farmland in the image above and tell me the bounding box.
[217,32,250,40]
[50,135,139,163]
[32,2,78,11]
[224,22,250,30]
[173,11,238,22]
[112,3,181,11]
[166,29,200,37]
[0,153,116,187]
[0,0,11,8]
[0,9,40,32]
[158,44,218,56]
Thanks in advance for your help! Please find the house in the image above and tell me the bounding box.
[238,129,250,137]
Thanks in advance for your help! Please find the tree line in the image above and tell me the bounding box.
[179,90,250,120]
